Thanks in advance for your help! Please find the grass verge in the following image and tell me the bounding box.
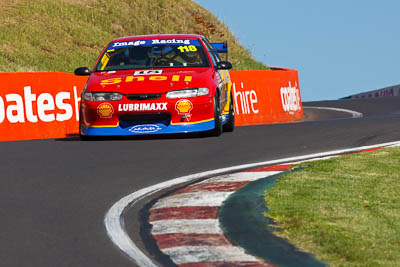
[265,147,400,267]
[0,0,266,72]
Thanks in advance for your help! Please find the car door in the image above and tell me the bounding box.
[202,38,230,114]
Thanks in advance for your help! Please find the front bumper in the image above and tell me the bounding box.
[80,96,216,136]
[81,119,215,135]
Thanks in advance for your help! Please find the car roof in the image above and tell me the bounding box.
[112,34,205,43]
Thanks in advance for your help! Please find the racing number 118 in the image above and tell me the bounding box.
[178,45,197,53]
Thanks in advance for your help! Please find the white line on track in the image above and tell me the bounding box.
[200,171,281,183]
[303,106,363,118]
[162,245,259,264]
[152,192,232,209]
[151,219,222,235]
[104,140,400,266]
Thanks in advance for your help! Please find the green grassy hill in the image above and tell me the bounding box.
[0,0,267,72]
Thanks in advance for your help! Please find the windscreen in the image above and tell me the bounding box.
[95,38,209,71]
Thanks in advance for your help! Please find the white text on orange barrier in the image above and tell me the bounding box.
[0,86,81,124]
[233,82,259,115]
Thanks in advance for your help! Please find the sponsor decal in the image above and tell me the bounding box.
[97,103,114,118]
[350,85,400,99]
[100,71,116,75]
[101,75,193,86]
[152,39,192,45]
[233,82,259,115]
[280,82,301,114]
[109,39,198,49]
[134,70,163,76]
[0,86,79,124]
[175,99,193,121]
[129,124,162,133]
[118,103,168,112]
[110,40,146,48]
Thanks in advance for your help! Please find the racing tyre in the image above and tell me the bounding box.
[210,93,223,136]
[223,92,235,132]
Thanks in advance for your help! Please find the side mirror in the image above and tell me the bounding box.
[216,61,232,70]
[74,67,91,76]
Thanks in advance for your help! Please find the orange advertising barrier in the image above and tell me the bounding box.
[230,68,303,126]
[0,69,303,141]
[0,72,87,141]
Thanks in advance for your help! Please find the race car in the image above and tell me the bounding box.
[74,34,234,138]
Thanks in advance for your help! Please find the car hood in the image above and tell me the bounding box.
[86,68,215,94]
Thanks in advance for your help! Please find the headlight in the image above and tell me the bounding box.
[166,88,209,99]
[84,92,123,101]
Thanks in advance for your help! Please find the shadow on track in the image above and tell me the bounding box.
[54,132,220,142]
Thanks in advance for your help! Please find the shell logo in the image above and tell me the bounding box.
[97,103,114,118]
[175,99,193,115]
[175,99,193,121]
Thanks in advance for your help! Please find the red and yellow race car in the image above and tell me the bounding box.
[74,34,234,138]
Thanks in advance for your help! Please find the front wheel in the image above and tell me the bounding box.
[223,92,235,132]
[210,93,222,136]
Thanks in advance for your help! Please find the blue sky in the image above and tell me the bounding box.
[195,0,400,101]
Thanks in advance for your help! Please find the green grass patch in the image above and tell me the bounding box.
[265,148,400,267]
[0,0,266,72]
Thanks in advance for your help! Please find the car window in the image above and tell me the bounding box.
[202,38,222,66]
[203,42,218,67]
[95,39,210,71]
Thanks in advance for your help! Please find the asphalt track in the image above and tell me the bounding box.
[1,97,400,266]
